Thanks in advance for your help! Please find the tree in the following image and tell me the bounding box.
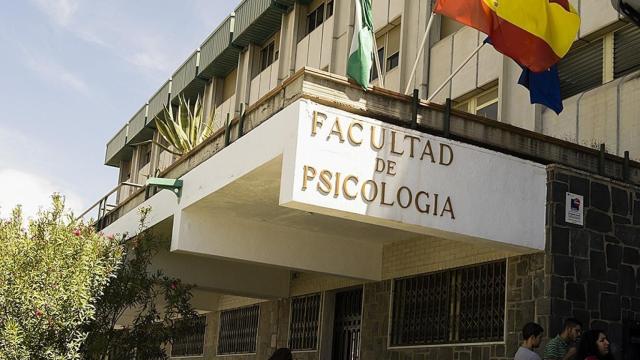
[0,195,123,360]
[82,207,198,360]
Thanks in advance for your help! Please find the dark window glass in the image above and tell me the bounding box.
[371,47,385,81]
[218,305,259,355]
[260,41,275,72]
[614,25,640,78]
[476,102,498,120]
[386,52,399,71]
[171,315,207,357]
[327,0,334,18]
[390,261,506,346]
[558,39,603,99]
[307,10,316,34]
[289,294,322,350]
[316,4,325,26]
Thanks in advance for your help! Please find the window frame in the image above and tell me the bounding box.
[453,86,499,120]
[387,260,507,348]
[170,315,207,358]
[287,293,323,352]
[217,305,260,355]
[370,21,401,83]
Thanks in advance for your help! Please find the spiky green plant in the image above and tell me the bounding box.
[154,95,214,155]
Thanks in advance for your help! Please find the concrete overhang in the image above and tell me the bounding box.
[104,98,550,299]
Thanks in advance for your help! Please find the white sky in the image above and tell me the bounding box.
[0,0,237,220]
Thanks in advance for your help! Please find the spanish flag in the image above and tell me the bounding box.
[434,0,580,72]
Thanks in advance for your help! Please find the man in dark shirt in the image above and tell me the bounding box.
[543,318,583,360]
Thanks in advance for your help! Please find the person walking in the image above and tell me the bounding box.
[576,330,614,360]
[515,322,545,360]
[544,318,583,360]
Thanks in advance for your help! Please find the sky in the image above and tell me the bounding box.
[0,0,238,220]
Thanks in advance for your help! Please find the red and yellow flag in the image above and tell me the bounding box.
[434,0,580,72]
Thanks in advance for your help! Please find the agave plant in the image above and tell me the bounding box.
[153,95,214,155]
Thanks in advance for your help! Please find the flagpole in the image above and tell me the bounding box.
[427,42,485,103]
[372,32,384,88]
[404,12,436,95]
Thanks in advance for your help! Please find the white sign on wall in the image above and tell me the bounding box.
[565,192,584,226]
[279,100,548,250]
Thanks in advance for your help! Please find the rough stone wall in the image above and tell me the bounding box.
[547,165,640,357]
[359,254,545,360]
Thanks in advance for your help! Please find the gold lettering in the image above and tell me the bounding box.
[415,191,430,213]
[439,143,454,166]
[317,170,332,195]
[433,193,439,216]
[375,158,386,173]
[397,186,412,209]
[380,182,395,206]
[361,180,378,202]
[342,175,358,200]
[420,140,436,163]
[386,160,397,176]
[302,165,316,191]
[327,117,345,142]
[347,122,363,145]
[390,131,404,155]
[334,172,341,198]
[441,196,455,219]
[370,126,385,150]
[311,111,325,136]
[404,135,421,158]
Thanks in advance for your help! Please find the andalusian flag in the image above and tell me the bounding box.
[347,0,374,89]
[434,0,580,72]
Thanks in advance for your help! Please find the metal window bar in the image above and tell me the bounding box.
[289,293,321,350]
[217,305,259,355]
[332,288,362,360]
[391,261,505,346]
[171,315,207,357]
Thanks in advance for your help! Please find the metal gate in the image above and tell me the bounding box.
[332,288,363,360]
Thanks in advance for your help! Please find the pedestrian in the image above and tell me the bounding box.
[576,330,614,360]
[544,318,583,360]
[269,347,293,360]
[515,322,545,360]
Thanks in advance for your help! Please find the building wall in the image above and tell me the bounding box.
[182,165,640,360]
[546,165,640,358]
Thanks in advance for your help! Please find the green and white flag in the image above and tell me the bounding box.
[346,0,374,90]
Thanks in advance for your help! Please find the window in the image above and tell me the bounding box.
[371,47,385,80]
[370,22,401,82]
[453,86,498,120]
[307,3,325,34]
[171,315,207,357]
[558,39,604,99]
[289,294,322,351]
[557,25,640,100]
[217,305,259,355]
[614,25,640,78]
[390,261,506,347]
[260,41,276,72]
[326,0,334,18]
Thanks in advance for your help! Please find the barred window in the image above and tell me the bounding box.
[289,293,322,351]
[390,261,506,347]
[171,315,207,357]
[217,305,259,355]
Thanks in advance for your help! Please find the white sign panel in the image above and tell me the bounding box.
[279,100,547,250]
[565,192,584,226]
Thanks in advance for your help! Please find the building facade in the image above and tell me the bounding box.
[88,1,640,359]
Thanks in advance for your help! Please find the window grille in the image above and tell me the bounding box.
[558,39,604,99]
[217,305,259,355]
[614,25,640,78]
[171,315,207,357]
[390,260,506,346]
[289,293,322,350]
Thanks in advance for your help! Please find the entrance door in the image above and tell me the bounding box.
[331,288,363,360]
